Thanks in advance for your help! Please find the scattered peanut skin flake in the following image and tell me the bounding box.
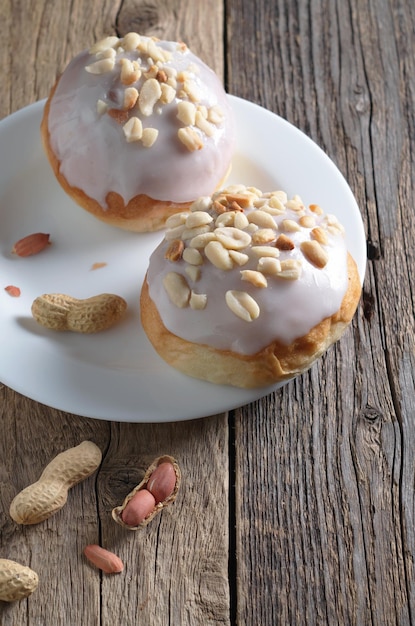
[90,262,108,271]
[5,285,21,297]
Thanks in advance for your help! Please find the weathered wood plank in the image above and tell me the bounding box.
[228,0,415,623]
[0,1,230,624]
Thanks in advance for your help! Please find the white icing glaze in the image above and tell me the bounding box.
[146,187,349,354]
[46,34,235,206]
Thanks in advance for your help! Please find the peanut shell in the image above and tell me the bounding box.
[9,441,102,525]
[0,559,39,602]
[112,455,181,530]
[31,293,127,333]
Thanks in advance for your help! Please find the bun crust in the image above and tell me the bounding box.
[140,252,361,388]
[41,89,190,232]
[41,34,235,232]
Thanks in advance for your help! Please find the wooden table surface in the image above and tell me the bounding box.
[1,0,414,624]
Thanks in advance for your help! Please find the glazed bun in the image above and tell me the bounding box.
[140,185,362,388]
[41,33,235,232]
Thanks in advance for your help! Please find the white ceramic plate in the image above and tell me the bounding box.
[0,97,366,422]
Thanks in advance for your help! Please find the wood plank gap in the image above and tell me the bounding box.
[228,410,237,626]
[223,0,231,94]
[384,347,415,626]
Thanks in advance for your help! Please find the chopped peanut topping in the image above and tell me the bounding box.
[138,78,162,116]
[163,272,190,308]
[123,87,139,110]
[85,33,230,152]
[122,117,143,142]
[301,240,329,268]
[156,185,348,328]
[240,270,268,288]
[177,101,197,126]
[205,241,233,270]
[141,127,159,147]
[225,290,260,322]
[85,58,115,74]
[311,227,329,245]
[275,234,295,251]
[165,239,184,261]
[178,127,204,151]
[189,292,207,310]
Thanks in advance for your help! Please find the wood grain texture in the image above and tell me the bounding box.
[228,0,415,624]
[0,1,229,625]
[1,0,415,624]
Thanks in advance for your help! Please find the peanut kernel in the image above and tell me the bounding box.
[165,213,188,229]
[123,87,139,110]
[277,259,302,280]
[96,99,108,115]
[311,227,329,245]
[190,196,212,212]
[160,83,176,104]
[257,257,282,275]
[177,101,197,126]
[183,79,201,102]
[89,36,119,55]
[189,232,217,248]
[247,210,277,229]
[163,272,190,308]
[181,225,211,240]
[234,212,250,230]
[275,234,295,251]
[240,270,268,288]
[189,292,207,310]
[215,212,236,227]
[165,239,184,261]
[251,246,280,258]
[123,117,143,142]
[139,78,162,116]
[122,32,141,51]
[228,250,249,266]
[205,241,233,270]
[214,227,252,251]
[270,191,288,205]
[251,228,276,244]
[299,215,316,228]
[225,290,260,322]
[178,126,203,151]
[185,265,201,282]
[309,203,324,215]
[182,247,203,265]
[185,211,213,229]
[120,58,141,85]
[165,224,186,240]
[85,58,115,74]
[207,105,224,125]
[141,127,159,147]
[300,240,329,268]
[195,111,215,137]
[281,219,301,232]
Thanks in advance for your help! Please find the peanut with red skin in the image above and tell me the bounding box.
[12,232,50,257]
[147,462,176,503]
[83,545,123,574]
[121,489,156,526]
[112,455,181,530]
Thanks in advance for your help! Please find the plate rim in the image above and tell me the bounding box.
[0,96,366,422]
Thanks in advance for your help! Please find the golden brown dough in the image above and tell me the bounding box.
[41,91,190,232]
[41,33,235,232]
[140,253,361,388]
